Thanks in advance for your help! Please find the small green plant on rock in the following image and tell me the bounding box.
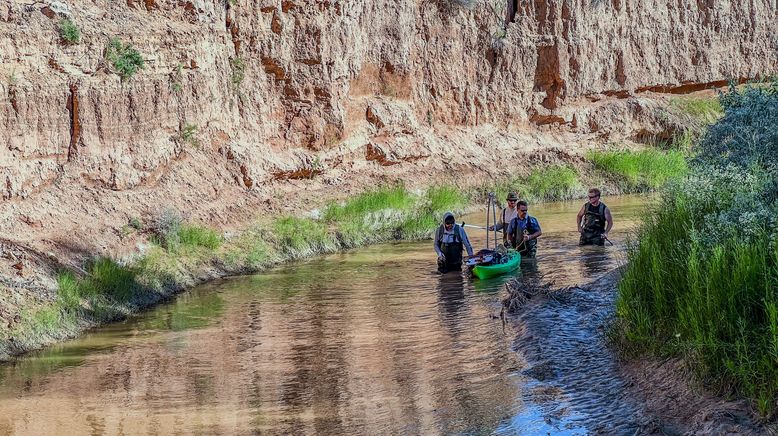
[311,156,323,173]
[121,217,143,236]
[58,18,80,45]
[170,63,184,92]
[380,82,397,98]
[7,71,18,107]
[129,217,143,230]
[181,124,199,147]
[230,57,245,91]
[106,38,145,81]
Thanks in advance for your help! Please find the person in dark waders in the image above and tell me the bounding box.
[434,212,474,273]
[576,187,613,245]
[507,200,542,258]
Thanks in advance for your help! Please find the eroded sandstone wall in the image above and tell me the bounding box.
[0,0,775,256]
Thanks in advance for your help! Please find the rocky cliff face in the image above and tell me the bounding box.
[0,0,776,287]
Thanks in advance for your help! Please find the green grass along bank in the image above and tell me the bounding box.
[613,82,778,419]
[0,148,689,362]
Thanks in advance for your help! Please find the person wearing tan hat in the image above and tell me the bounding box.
[489,192,519,246]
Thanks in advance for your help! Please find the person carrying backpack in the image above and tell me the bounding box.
[434,212,474,273]
[506,200,542,258]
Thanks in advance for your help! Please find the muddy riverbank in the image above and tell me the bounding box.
[505,269,771,434]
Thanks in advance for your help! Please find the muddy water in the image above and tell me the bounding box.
[0,195,652,435]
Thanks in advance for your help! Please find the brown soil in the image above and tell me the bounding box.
[619,358,770,435]
[588,271,772,434]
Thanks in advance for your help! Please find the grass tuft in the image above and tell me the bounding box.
[522,165,582,201]
[273,216,334,258]
[587,149,688,192]
[323,185,414,223]
[670,96,723,124]
[177,224,222,251]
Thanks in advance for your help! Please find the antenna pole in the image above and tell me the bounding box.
[485,193,491,249]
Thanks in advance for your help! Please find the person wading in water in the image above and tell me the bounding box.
[507,200,542,258]
[434,212,474,273]
[576,188,613,245]
[488,192,519,246]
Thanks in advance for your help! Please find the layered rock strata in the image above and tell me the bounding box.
[0,0,775,293]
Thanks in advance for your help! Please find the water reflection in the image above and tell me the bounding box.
[0,195,650,435]
[578,245,613,278]
[437,272,466,322]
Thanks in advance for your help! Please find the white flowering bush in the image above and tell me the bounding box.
[660,166,775,250]
[696,81,778,173]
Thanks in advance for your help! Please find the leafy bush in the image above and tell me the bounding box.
[150,208,183,248]
[696,82,778,174]
[58,18,80,44]
[616,83,778,417]
[106,38,145,81]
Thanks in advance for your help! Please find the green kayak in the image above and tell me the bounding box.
[471,250,521,279]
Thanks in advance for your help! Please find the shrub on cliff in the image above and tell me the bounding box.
[106,38,145,81]
[150,208,183,248]
[58,18,80,45]
[230,57,245,91]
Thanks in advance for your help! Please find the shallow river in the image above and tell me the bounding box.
[0,195,651,435]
